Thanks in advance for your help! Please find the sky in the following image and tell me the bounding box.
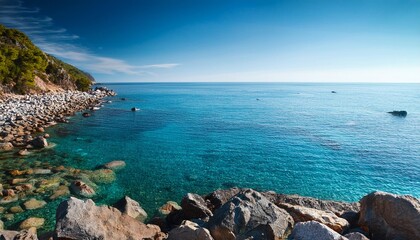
[0,0,419,83]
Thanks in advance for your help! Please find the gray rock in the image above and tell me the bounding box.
[290,221,348,240]
[168,220,214,240]
[205,189,294,240]
[358,191,420,240]
[113,196,148,222]
[55,197,163,240]
[181,193,213,220]
[204,187,242,212]
[344,232,370,240]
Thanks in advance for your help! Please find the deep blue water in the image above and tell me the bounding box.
[49,83,420,214]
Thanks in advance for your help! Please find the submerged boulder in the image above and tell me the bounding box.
[55,197,163,240]
[19,217,45,230]
[358,191,420,240]
[102,160,126,171]
[69,180,95,197]
[205,189,294,240]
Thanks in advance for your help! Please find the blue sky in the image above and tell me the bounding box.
[0,0,419,82]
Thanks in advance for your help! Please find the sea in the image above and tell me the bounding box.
[2,83,420,230]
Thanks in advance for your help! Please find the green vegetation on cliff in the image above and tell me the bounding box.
[0,24,93,94]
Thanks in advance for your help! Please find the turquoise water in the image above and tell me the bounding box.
[3,83,419,230]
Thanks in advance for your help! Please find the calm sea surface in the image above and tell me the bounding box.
[3,83,420,229]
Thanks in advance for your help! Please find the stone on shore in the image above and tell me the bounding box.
[70,180,95,197]
[290,221,348,240]
[159,201,182,215]
[278,202,349,233]
[205,189,294,240]
[358,191,420,240]
[113,196,148,222]
[344,232,370,240]
[19,217,45,229]
[181,193,213,220]
[0,142,14,151]
[55,197,163,240]
[30,136,48,149]
[102,160,126,170]
[23,198,47,210]
[168,220,214,240]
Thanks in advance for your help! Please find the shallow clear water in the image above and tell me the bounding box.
[2,83,420,230]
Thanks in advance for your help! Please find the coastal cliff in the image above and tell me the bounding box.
[0,24,93,94]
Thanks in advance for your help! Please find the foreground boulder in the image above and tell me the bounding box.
[168,220,214,240]
[278,203,349,233]
[205,189,294,240]
[290,221,348,240]
[358,191,420,240]
[0,227,38,240]
[55,197,163,240]
[181,193,213,220]
[113,196,148,222]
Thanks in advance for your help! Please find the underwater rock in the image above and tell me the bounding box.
[70,180,95,197]
[49,185,70,200]
[18,149,30,156]
[88,169,116,184]
[23,198,47,210]
[102,160,126,170]
[19,217,45,230]
[9,205,24,213]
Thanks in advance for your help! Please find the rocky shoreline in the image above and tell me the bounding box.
[0,87,116,152]
[1,187,419,240]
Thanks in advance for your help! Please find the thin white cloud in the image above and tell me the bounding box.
[0,0,178,76]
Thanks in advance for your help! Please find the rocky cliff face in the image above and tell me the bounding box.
[0,24,94,94]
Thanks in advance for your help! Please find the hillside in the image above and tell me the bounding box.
[0,24,94,94]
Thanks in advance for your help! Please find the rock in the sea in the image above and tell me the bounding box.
[159,201,182,215]
[205,189,294,240]
[358,191,420,240]
[204,187,241,211]
[131,107,140,111]
[18,149,30,156]
[102,160,126,170]
[181,193,213,220]
[30,136,48,148]
[32,169,51,175]
[113,196,148,222]
[55,197,163,240]
[387,110,407,117]
[70,180,95,197]
[344,232,370,240]
[10,205,25,213]
[23,198,47,210]
[89,169,116,184]
[290,221,348,240]
[19,217,45,229]
[0,142,14,151]
[49,185,70,200]
[82,112,91,117]
[168,220,214,240]
[278,202,349,233]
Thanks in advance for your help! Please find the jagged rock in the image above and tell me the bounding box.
[263,191,360,215]
[30,136,48,148]
[344,232,370,240]
[19,217,45,229]
[204,187,242,212]
[55,197,163,240]
[387,110,407,117]
[23,198,47,210]
[205,189,294,240]
[159,201,182,215]
[0,142,14,151]
[168,220,214,240]
[278,203,349,233]
[181,193,213,220]
[358,191,420,240]
[102,160,126,170]
[113,196,148,222]
[290,221,348,240]
[69,180,95,197]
